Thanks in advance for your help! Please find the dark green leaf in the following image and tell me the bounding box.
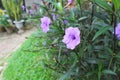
[112,0,120,11]
[78,16,88,22]
[92,26,110,41]
[86,58,98,64]
[102,70,117,76]
[94,0,112,12]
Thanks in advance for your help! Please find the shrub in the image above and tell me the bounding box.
[36,0,120,79]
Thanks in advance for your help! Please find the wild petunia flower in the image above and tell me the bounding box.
[52,14,56,20]
[68,0,72,4]
[40,16,51,33]
[22,5,26,11]
[62,27,80,50]
[115,23,120,39]
[63,20,68,24]
[29,9,33,14]
[64,0,75,8]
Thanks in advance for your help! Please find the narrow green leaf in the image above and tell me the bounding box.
[118,41,120,46]
[92,26,110,41]
[98,62,102,80]
[112,0,120,11]
[77,0,83,4]
[78,16,88,22]
[102,70,117,76]
[86,58,98,64]
[94,0,112,12]
[105,47,113,55]
[115,54,120,59]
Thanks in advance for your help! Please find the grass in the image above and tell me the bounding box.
[2,30,60,80]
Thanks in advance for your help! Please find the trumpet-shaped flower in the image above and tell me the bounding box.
[29,9,33,14]
[52,14,56,20]
[63,20,68,24]
[68,0,72,4]
[40,17,51,33]
[115,23,120,39]
[62,27,80,50]
[22,5,26,11]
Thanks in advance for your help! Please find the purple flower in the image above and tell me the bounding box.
[40,16,51,33]
[22,5,26,11]
[29,9,33,14]
[62,27,80,50]
[63,20,68,24]
[52,14,56,20]
[115,23,120,39]
[68,0,72,4]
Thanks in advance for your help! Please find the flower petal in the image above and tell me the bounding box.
[62,27,80,50]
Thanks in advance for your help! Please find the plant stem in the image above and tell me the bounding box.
[112,3,117,53]
[108,57,114,69]
[90,2,95,25]
[77,0,82,17]
[113,15,117,53]
[75,52,80,59]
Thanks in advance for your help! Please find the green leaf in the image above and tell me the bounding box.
[52,37,59,44]
[93,12,110,24]
[78,16,88,22]
[102,70,117,76]
[92,26,110,41]
[86,58,98,64]
[112,0,120,11]
[56,2,63,13]
[94,0,112,12]
[77,0,83,4]
[98,62,102,80]
[105,47,113,55]
[115,52,120,59]
[118,41,120,46]
[59,58,77,80]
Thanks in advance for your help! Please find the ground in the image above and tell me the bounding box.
[0,27,36,80]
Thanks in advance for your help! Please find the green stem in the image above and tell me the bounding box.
[90,2,95,25]
[112,3,117,53]
[113,15,117,53]
[77,0,82,17]
[108,57,114,69]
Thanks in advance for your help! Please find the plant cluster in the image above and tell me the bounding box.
[2,0,23,21]
[0,9,10,27]
[33,0,120,79]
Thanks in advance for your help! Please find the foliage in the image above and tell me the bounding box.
[2,0,23,21]
[0,15,10,27]
[0,9,10,27]
[34,0,120,80]
[0,9,4,15]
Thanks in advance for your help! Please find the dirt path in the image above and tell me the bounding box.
[0,27,36,80]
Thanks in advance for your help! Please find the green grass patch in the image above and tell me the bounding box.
[2,30,60,80]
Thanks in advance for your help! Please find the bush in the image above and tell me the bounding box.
[36,0,120,80]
